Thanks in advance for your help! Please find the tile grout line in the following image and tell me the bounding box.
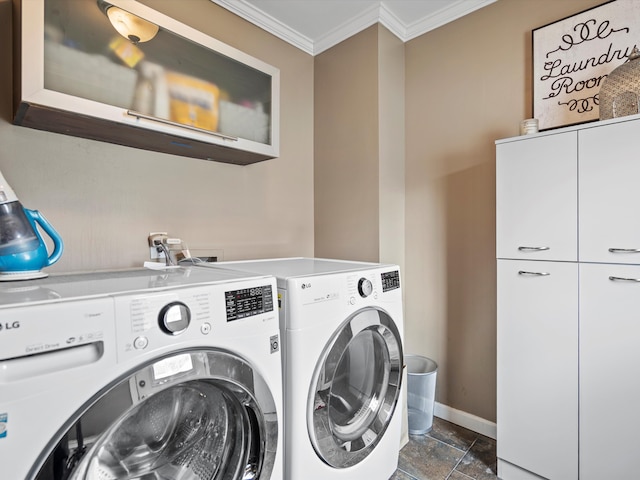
[444,437,478,480]
[395,461,424,480]
[447,470,476,480]
[395,467,420,480]
[397,433,469,480]
[426,434,471,454]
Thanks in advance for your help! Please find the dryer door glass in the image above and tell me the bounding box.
[308,308,403,468]
[32,350,278,480]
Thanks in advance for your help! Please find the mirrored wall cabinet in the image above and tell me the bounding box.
[13,0,280,165]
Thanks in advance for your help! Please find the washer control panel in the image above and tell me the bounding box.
[114,279,277,363]
[225,285,274,322]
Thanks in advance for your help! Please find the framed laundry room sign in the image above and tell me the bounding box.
[533,0,640,130]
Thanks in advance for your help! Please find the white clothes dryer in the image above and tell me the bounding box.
[0,267,283,480]
[197,258,404,480]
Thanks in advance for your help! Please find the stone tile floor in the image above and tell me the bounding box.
[391,417,498,480]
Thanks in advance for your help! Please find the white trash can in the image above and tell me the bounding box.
[406,354,438,434]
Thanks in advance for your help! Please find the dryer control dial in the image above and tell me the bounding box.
[357,278,373,298]
[159,301,191,335]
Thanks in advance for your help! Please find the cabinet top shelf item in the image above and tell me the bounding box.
[496,112,640,145]
[13,0,280,166]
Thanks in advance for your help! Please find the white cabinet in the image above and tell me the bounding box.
[14,0,280,165]
[580,121,640,264]
[496,133,577,262]
[496,115,640,480]
[580,263,640,480]
[497,260,578,480]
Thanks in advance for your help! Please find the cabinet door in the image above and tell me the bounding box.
[497,259,578,480]
[16,0,280,165]
[580,263,640,479]
[579,119,640,263]
[496,133,577,261]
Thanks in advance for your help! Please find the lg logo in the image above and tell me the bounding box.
[301,282,311,289]
[0,321,20,332]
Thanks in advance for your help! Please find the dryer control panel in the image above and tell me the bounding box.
[381,270,401,292]
[287,268,401,310]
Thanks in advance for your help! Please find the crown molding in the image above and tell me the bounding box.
[211,0,315,54]
[210,0,497,56]
[313,2,380,55]
[378,2,408,40]
[404,0,497,41]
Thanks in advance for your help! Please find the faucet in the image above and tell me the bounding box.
[148,233,191,266]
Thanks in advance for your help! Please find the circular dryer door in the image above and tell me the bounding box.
[308,307,403,468]
[32,349,278,480]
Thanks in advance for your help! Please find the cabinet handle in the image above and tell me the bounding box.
[608,276,640,283]
[518,270,550,276]
[608,248,640,254]
[518,246,550,252]
[126,110,239,141]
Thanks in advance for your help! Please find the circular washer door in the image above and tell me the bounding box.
[308,307,403,468]
[33,349,278,480]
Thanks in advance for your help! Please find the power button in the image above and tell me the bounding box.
[133,336,148,350]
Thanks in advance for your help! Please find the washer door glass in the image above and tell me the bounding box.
[308,308,403,468]
[33,350,278,480]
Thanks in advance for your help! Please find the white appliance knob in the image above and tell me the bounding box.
[358,278,373,298]
[159,301,191,335]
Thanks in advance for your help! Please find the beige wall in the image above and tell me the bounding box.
[314,24,405,270]
[0,0,314,272]
[404,0,606,422]
[314,26,380,263]
[378,26,405,271]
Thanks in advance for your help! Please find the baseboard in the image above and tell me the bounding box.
[434,402,496,440]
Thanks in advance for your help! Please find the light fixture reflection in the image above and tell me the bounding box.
[98,1,159,44]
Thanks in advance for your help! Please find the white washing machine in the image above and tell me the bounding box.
[196,258,404,480]
[0,266,283,480]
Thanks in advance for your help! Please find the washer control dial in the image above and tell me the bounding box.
[357,278,373,298]
[159,301,191,335]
